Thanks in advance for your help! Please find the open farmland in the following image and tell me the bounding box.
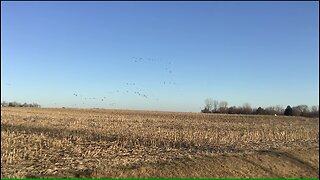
[1,107,319,178]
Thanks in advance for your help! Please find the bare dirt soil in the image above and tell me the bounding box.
[1,107,319,178]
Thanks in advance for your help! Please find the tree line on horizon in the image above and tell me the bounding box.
[1,101,41,108]
[201,98,319,118]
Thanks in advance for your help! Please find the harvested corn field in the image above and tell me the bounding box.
[1,107,319,178]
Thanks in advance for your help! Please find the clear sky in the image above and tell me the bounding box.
[1,2,319,112]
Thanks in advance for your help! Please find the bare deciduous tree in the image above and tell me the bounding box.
[242,103,252,114]
[219,101,228,113]
[213,100,219,113]
[310,105,319,117]
[274,105,284,114]
[265,106,276,115]
[204,98,214,111]
[311,105,319,113]
[296,105,309,115]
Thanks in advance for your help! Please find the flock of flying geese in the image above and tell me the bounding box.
[131,56,173,74]
[4,57,177,108]
[70,56,176,107]
[72,93,115,106]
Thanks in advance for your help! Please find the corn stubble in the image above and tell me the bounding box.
[1,107,319,178]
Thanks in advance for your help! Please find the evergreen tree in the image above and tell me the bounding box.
[284,105,293,116]
[256,107,265,115]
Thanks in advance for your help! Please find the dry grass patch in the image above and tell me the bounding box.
[1,107,319,178]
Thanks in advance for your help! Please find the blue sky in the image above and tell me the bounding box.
[1,2,319,112]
